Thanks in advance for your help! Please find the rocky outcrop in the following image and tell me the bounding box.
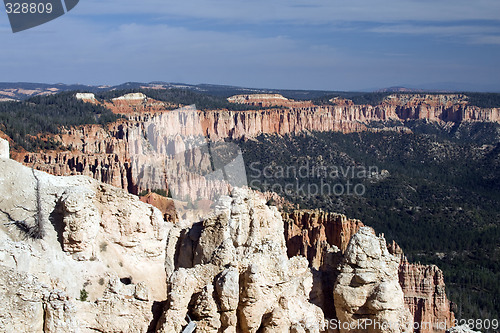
[334,227,414,333]
[446,325,480,333]
[75,92,96,101]
[281,210,365,319]
[283,209,365,265]
[0,154,169,332]
[227,93,314,108]
[381,94,499,123]
[1,143,457,333]
[140,192,178,222]
[113,92,148,101]
[0,138,8,159]
[398,261,455,333]
[157,188,324,332]
[285,211,455,333]
[12,93,500,200]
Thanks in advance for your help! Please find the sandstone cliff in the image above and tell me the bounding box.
[397,260,455,333]
[157,188,325,332]
[334,227,414,333]
[12,93,500,199]
[227,93,315,108]
[0,143,169,332]
[0,142,458,332]
[284,209,456,333]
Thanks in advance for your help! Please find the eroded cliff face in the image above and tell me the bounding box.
[283,209,365,264]
[283,209,455,333]
[0,148,169,332]
[281,209,365,319]
[334,227,414,333]
[157,188,325,332]
[397,261,455,333]
[381,94,499,122]
[0,141,459,332]
[12,93,500,199]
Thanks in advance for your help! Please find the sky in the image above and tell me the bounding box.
[1,0,500,91]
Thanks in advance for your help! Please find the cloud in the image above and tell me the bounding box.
[367,22,500,45]
[73,0,500,24]
[369,24,499,36]
[1,0,499,90]
[470,35,500,45]
[0,18,348,88]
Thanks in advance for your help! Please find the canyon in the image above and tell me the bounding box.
[1,92,494,331]
[0,140,457,332]
[12,93,500,198]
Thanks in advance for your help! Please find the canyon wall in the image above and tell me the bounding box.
[283,209,455,333]
[0,149,169,332]
[12,93,500,198]
[0,143,457,332]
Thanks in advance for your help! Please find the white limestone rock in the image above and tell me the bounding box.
[0,158,169,332]
[334,227,413,333]
[0,138,8,159]
[157,187,324,333]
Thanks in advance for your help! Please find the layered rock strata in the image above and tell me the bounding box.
[282,210,365,318]
[334,227,414,333]
[13,93,500,199]
[0,152,169,332]
[284,209,455,333]
[397,261,455,333]
[157,188,325,332]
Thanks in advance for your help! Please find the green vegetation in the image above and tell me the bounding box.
[235,121,500,320]
[79,288,88,302]
[464,92,500,108]
[0,92,120,151]
[313,91,500,108]
[96,88,267,111]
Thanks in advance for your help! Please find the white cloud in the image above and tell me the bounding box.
[73,0,500,24]
[0,18,348,88]
[1,0,499,90]
[367,23,500,45]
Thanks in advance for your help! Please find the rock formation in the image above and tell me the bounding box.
[284,210,455,333]
[11,93,500,200]
[333,227,414,333]
[0,149,169,332]
[157,188,324,333]
[0,138,8,159]
[75,92,96,101]
[397,261,455,333]
[139,192,178,222]
[283,209,365,263]
[446,325,480,333]
[282,209,365,319]
[0,141,457,333]
[227,93,314,108]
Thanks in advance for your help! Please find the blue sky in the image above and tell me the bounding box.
[1,0,500,91]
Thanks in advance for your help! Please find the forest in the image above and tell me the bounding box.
[0,92,120,151]
[235,121,500,321]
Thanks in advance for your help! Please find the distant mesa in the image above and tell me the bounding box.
[228,93,288,103]
[112,92,148,101]
[227,93,314,108]
[75,93,96,101]
[329,97,354,106]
